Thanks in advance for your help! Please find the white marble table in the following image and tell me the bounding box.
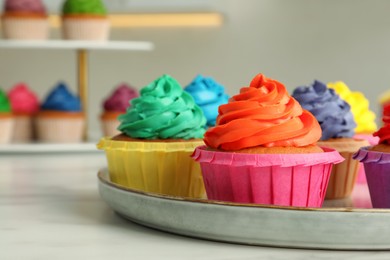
[1,152,390,259]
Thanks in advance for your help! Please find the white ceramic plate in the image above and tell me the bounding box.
[98,169,390,250]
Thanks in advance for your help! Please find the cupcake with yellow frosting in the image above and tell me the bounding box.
[328,81,378,183]
[192,74,343,207]
[97,75,207,198]
[293,80,369,199]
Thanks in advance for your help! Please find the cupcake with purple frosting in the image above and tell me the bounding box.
[100,83,139,137]
[36,82,85,143]
[292,80,369,199]
[184,75,229,127]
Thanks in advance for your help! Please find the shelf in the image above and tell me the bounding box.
[0,40,154,51]
[0,142,99,154]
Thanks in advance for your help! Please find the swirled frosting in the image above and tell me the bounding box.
[374,104,390,144]
[4,0,46,14]
[62,0,107,15]
[103,83,139,112]
[8,83,39,115]
[118,74,206,140]
[292,80,356,140]
[328,81,377,134]
[0,89,11,113]
[184,75,229,127]
[41,82,81,112]
[204,74,322,151]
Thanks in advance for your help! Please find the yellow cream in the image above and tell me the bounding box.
[328,81,377,134]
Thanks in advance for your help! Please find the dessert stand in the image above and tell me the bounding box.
[98,168,390,250]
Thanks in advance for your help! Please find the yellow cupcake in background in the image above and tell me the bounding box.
[328,81,377,134]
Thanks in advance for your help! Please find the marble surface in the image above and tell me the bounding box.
[2,152,390,259]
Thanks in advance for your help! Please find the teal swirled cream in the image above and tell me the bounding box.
[118,75,206,139]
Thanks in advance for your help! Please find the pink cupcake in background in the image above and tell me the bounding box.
[100,83,139,137]
[2,0,49,40]
[8,83,39,142]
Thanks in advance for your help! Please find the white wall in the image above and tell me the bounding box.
[0,0,389,139]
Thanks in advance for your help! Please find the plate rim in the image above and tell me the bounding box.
[98,168,389,213]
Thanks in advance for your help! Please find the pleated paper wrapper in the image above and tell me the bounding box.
[0,116,14,144]
[35,115,84,143]
[318,139,369,199]
[354,134,380,184]
[62,17,110,41]
[2,17,48,40]
[353,147,390,208]
[97,137,206,199]
[192,146,344,208]
[12,115,34,143]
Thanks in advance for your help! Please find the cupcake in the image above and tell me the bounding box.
[192,74,343,207]
[97,74,207,198]
[0,89,14,144]
[61,0,109,41]
[2,0,48,40]
[354,104,390,208]
[328,81,379,183]
[100,83,139,137]
[184,75,229,127]
[35,82,84,143]
[292,80,369,199]
[8,83,39,142]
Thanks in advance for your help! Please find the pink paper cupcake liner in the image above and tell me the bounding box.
[353,147,390,208]
[192,146,344,207]
[354,134,380,184]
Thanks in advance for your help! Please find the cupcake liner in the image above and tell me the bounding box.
[354,147,390,208]
[0,116,14,144]
[101,118,120,137]
[318,139,369,199]
[12,115,34,143]
[2,17,48,40]
[35,115,84,143]
[192,146,344,207]
[354,134,380,184]
[97,137,205,198]
[62,17,110,41]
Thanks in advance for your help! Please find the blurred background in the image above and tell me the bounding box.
[0,0,389,139]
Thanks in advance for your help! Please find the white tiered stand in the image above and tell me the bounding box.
[0,40,154,153]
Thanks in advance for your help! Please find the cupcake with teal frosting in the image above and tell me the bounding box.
[98,74,207,198]
[61,0,109,41]
[0,89,14,144]
[292,80,369,199]
[36,82,85,143]
[184,75,229,127]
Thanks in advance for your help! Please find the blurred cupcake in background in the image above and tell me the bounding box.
[36,82,84,143]
[61,0,109,41]
[184,75,229,127]
[292,80,369,199]
[0,89,14,144]
[8,83,39,142]
[2,0,49,40]
[101,83,139,137]
[328,81,378,183]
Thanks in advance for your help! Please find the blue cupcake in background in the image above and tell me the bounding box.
[184,75,229,127]
[41,82,81,112]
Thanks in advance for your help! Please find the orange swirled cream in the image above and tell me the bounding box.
[204,74,322,151]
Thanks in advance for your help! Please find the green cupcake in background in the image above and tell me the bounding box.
[98,74,207,199]
[61,0,110,41]
[0,89,14,144]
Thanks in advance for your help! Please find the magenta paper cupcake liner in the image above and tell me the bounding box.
[353,147,390,208]
[354,134,379,183]
[192,146,344,207]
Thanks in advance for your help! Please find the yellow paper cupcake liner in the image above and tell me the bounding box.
[97,137,205,198]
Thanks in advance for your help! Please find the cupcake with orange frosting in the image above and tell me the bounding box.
[328,81,378,183]
[192,74,343,207]
[35,82,84,143]
[292,80,369,199]
[8,83,39,142]
[2,0,49,40]
[354,103,390,208]
[97,75,207,198]
[0,89,14,144]
[100,83,139,137]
